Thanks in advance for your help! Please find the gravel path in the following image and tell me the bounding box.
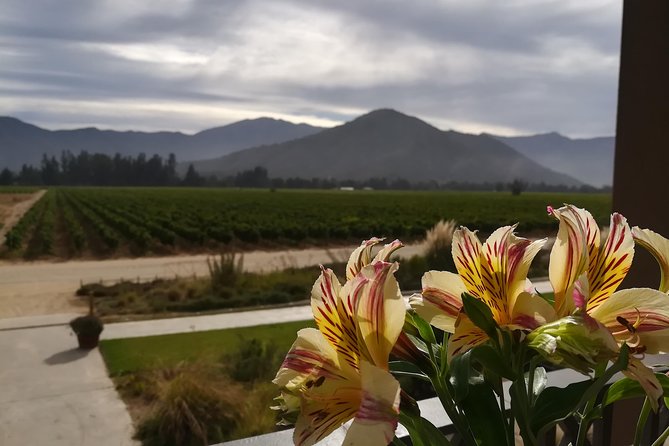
[0,190,46,245]
[0,242,427,318]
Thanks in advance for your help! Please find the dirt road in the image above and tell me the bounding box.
[0,190,46,245]
[0,242,427,318]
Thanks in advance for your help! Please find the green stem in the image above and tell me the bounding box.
[511,344,538,446]
[574,362,606,446]
[633,397,652,446]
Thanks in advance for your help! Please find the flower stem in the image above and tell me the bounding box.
[633,397,651,446]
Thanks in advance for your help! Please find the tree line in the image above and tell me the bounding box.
[0,151,610,193]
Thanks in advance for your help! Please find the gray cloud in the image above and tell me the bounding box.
[0,0,622,136]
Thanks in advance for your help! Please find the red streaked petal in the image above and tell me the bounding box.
[311,269,361,370]
[633,227,669,293]
[346,238,383,281]
[586,213,634,312]
[452,227,486,299]
[350,261,405,369]
[410,270,466,333]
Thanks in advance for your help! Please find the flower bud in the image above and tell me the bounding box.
[527,314,618,374]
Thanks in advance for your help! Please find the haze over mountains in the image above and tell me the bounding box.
[0,110,613,187]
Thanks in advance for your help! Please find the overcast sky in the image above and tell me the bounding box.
[0,0,622,137]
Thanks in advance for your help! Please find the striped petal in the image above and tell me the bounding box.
[343,361,401,446]
[479,226,546,322]
[274,328,352,391]
[347,238,383,281]
[586,213,634,312]
[548,205,593,317]
[410,270,466,333]
[511,291,557,330]
[293,375,361,446]
[589,288,669,354]
[350,262,405,369]
[447,315,489,359]
[633,227,669,293]
[372,239,404,263]
[311,267,361,370]
[623,357,662,412]
[452,227,486,299]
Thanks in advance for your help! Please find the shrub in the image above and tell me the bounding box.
[135,369,242,446]
[225,338,283,382]
[207,252,243,294]
[423,219,457,271]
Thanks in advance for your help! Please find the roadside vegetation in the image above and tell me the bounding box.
[100,321,312,445]
[1,187,610,260]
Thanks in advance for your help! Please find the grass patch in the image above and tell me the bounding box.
[100,320,316,445]
[100,320,313,375]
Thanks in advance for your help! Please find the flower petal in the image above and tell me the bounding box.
[410,270,466,333]
[311,267,360,370]
[452,227,486,299]
[548,205,593,317]
[447,315,489,360]
[511,291,557,330]
[274,328,350,390]
[347,238,383,281]
[350,262,405,368]
[372,239,403,263]
[479,226,547,321]
[623,357,662,412]
[586,213,634,312]
[343,361,401,446]
[633,227,669,293]
[293,376,361,446]
[589,288,669,353]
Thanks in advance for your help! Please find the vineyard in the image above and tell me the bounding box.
[1,187,611,259]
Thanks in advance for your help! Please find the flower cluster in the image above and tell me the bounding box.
[273,205,669,446]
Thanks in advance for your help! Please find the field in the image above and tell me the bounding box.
[1,187,611,259]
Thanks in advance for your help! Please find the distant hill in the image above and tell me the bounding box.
[493,132,614,187]
[187,109,582,186]
[0,116,323,170]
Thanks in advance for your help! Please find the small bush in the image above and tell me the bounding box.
[135,369,242,446]
[225,338,283,382]
[207,252,243,294]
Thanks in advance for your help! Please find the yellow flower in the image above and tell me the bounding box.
[274,239,405,446]
[410,225,554,359]
[547,205,669,407]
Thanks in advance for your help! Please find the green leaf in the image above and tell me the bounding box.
[530,379,593,436]
[389,360,431,382]
[470,344,516,380]
[408,311,437,345]
[460,380,511,446]
[603,374,669,407]
[448,350,472,402]
[461,292,498,338]
[399,410,451,446]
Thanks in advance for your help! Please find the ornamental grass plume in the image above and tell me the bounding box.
[273,206,669,446]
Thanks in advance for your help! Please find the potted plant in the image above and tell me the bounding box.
[70,296,104,349]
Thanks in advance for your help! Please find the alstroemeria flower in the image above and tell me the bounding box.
[274,239,405,446]
[410,225,555,359]
[548,205,669,353]
[632,227,669,294]
[547,205,669,406]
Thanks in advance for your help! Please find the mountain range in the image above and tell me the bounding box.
[0,116,322,171]
[0,110,614,187]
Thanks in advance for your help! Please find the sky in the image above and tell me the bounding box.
[0,0,622,137]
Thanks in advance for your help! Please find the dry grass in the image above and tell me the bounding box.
[423,219,457,257]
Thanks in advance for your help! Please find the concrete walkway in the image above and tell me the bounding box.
[0,318,137,446]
